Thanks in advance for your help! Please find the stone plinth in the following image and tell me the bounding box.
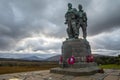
[50,66,99,76]
[62,39,91,63]
[59,62,97,68]
[61,39,92,68]
[50,38,100,76]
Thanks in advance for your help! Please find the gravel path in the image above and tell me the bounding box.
[0,69,120,80]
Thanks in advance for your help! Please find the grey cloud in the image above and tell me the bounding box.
[95,36,120,50]
[0,0,50,50]
[0,0,119,56]
[0,0,91,40]
[92,49,119,56]
[15,37,62,54]
[90,29,120,51]
[0,24,11,36]
[88,0,120,36]
[0,36,15,50]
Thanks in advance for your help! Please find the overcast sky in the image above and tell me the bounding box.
[0,0,120,56]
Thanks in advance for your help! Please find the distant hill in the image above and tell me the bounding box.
[92,54,107,57]
[45,54,113,61]
[0,53,55,60]
[21,56,44,61]
[0,53,114,61]
[45,55,61,61]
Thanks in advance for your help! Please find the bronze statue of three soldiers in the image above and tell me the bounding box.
[65,3,87,40]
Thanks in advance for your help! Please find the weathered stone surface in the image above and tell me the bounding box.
[104,75,118,80]
[74,77,91,80]
[62,39,91,63]
[59,62,98,68]
[59,38,93,69]
[50,38,100,76]
[0,69,120,80]
[50,67,100,76]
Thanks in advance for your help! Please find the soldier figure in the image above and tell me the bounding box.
[65,3,79,39]
[77,4,87,39]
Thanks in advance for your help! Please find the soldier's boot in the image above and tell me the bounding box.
[83,29,87,39]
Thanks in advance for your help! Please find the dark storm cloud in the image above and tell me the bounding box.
[0,0,91,51]
[0,0,120,55]
[87,0,120,36]
[0,36,15,50]
[0,0,51,50]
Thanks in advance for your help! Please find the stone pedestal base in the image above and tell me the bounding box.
[50,66,100,76]
[50,39,100,76]
[59,62,98,68]
[62,39,91,64]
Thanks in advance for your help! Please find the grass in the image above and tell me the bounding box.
[1,59,120,75]
[0,61,59,74]
[99,64,120,69]
[0,65,58,74]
